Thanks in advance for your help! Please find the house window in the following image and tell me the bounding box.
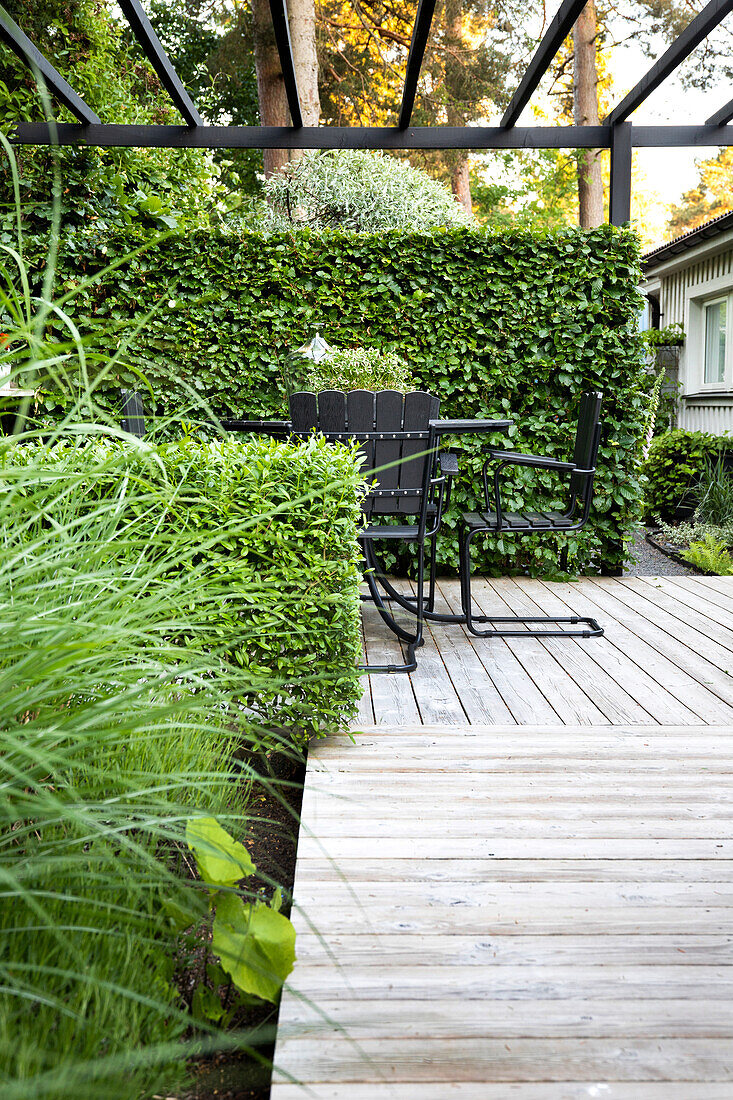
[703,296,730,386]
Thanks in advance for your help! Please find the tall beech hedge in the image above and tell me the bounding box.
[42,224,647,574]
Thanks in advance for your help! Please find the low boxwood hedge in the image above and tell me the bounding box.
[5,432,365,740]
[642,429,730,522]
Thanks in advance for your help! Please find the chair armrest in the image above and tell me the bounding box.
[429,418,513,436]
[220,418,292,435]
[487,449,577,472]
[439,451,459,475]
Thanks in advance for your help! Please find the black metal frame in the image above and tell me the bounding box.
[266,0,303,128]
[399,0,438,130]
[458,392,605,640]
[4,0,733,225]
[605,0,733,126]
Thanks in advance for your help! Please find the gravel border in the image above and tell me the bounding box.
[623,525,698,577]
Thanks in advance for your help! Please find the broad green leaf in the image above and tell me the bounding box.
[186,816,256,887]
[192,982,225,1022]
[212,892,296,1004]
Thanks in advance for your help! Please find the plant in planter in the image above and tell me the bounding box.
[641,322,685,349]
[301,345,412,393]
[640,324,684,434]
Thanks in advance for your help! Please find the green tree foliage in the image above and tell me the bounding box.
[0,0,218,233]
[470,150,578,230]
[666,147,733,237]
[146,0,262,195]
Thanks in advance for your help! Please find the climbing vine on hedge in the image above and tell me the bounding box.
[30,223,648,574]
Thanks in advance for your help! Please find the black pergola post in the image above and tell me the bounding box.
[605,0,733,126]
[118,0,202,126]
[267,0,303,128]
[609,123,633,226]
[399,0,438,130]
[707,96,733,127]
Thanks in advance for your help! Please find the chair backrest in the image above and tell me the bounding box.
[289,389,440,515]
[570,391,603,500]
[121,389,145,438]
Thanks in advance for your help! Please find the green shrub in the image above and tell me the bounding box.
[642,429,728,521]
[261,150,473,232]
[21,222,647,575]
[7,432,365,741]
[681,533,733,575]
[693,455,733,526]
[302,345,411,393]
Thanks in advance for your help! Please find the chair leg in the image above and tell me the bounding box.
[358,539,424,674]
[459,528,604,639]
[426,532,438,613]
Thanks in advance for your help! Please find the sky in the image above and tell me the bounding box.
[610,39,721,205]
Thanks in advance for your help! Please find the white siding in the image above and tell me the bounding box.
[659,249,733,328]
[652,246,733,435]
[679,401,733,435]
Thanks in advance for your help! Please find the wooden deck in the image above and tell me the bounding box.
[357,576,733,727]
[272,575,733,1098]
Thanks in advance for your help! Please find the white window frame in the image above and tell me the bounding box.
[702,295,730,388]
[685,274,733,395]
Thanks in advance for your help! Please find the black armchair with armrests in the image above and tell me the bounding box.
[459,391,605,639]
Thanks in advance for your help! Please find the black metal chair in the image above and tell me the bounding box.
[289,389,453,673]
[459,391,605,639]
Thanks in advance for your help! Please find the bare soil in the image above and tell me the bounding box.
[182,746,307,1100]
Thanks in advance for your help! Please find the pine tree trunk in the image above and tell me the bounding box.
[288,0,320,127]
[451,158,472,212]
[573,1,604,227]
[444,0,472,213]
[252,0,290,176]
[252,0,320,176]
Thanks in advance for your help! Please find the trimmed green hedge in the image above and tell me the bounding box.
[33,224,648,574]
[642,429,730,522]
[6,433,365,740]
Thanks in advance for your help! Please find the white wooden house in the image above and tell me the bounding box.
[641,209,733,435]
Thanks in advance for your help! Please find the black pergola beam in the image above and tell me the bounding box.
[267,0,303,128]
[707,96,733,126]
[118,0,202,127]
[399,0,438,129]
[0,6,100,125]
[11,122,733,149]
[605,0,733,126]
[501,0,589,129]
[609,123,632,225]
